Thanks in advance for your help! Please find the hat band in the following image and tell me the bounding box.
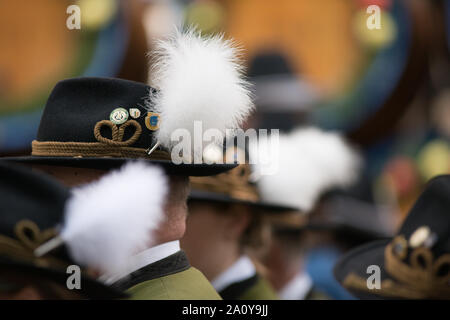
[190,177,259,202]
[190,164,259,202]
[0,220,68,270]
[31,119,171,160]
[32,140,171,160]
[342,272,425,299]
[267,213,308,228]
[342,237,450,299]
[384,237,450,298]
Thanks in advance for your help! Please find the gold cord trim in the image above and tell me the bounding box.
[266,212,308,228]
[190,164,259,202]
[384,238,450,298]
[343,236,450,299]
[342,273,426,299]
[32,140,170,160]
[0,220,67,269]
[31,119,171,160]
[94,119,142,146]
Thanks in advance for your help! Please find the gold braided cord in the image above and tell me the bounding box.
[31,118,172,160]
[342,237,450,299]
[266,212,308,228]
[384,238,450,298]
[190,164,259,202]
[342,273,426,299]
[14,220,56,250]
[0,220,68,269]
[93,119,142,146]
[32,140,171,160]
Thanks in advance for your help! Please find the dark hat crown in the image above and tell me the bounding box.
[379,175,450,298]
[0,163,68,239]
[37,77,156,150]
[0,162,69,267]
[248,52,295,78]
[397,175,450,255]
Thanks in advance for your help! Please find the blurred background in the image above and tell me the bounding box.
[0,0,449,294]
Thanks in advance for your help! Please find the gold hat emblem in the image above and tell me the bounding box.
[145,112,160,131]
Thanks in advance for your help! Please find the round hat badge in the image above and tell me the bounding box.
[129,108,141,119]
[409,226,431,248]
[110,108,129,125]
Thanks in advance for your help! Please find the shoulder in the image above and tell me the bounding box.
[126,267,222,300]
[238,275,279,300]
[305,287,330,300]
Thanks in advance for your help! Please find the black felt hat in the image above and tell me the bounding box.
[0,161,125,299]
[189,164,296,212]
[334,175,450,300]
[305,193,394,245]
[247,52,318,116]
[4,77,236,176]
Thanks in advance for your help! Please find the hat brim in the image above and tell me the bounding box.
[307,222,392,242]
[2,156,237,176]
[333,238,400,300]
[188,189,298,212]
[0,257,126,299]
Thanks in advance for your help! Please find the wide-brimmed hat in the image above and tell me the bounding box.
[305,192,394,244]
[0,162,124,299]
[5,30,254,176]
[334,175,450,300]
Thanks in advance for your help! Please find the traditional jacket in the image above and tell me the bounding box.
[112,241,221,300]
[212,255,278,300]
[279,271,329,300]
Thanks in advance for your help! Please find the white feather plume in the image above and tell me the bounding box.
[147,28,254,158]
[252,127,361,212]
[61,162,168,276]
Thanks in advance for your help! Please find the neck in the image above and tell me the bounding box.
[268,256,304,291]
[203,242,241,281]
[211,255,256,292]
[153,217,186,246]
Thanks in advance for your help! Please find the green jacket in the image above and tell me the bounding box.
[127,267,221,300]
[114,251,221,300]
[219,274,279,300]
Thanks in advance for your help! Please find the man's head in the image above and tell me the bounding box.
[183,201,252,254]
[30,164,107,187]
[182,199,268,280]
[6,29,256,254]
[31,163,191,245]
[155,174,190,243]
[9,72,247,248]
[7,30,251,176]
[263,227,308,291]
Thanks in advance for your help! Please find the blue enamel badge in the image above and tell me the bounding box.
[145,112,160,131]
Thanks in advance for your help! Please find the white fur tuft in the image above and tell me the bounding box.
[253,127,361,212]
[61,162,168,276]
[147,28,254,156]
